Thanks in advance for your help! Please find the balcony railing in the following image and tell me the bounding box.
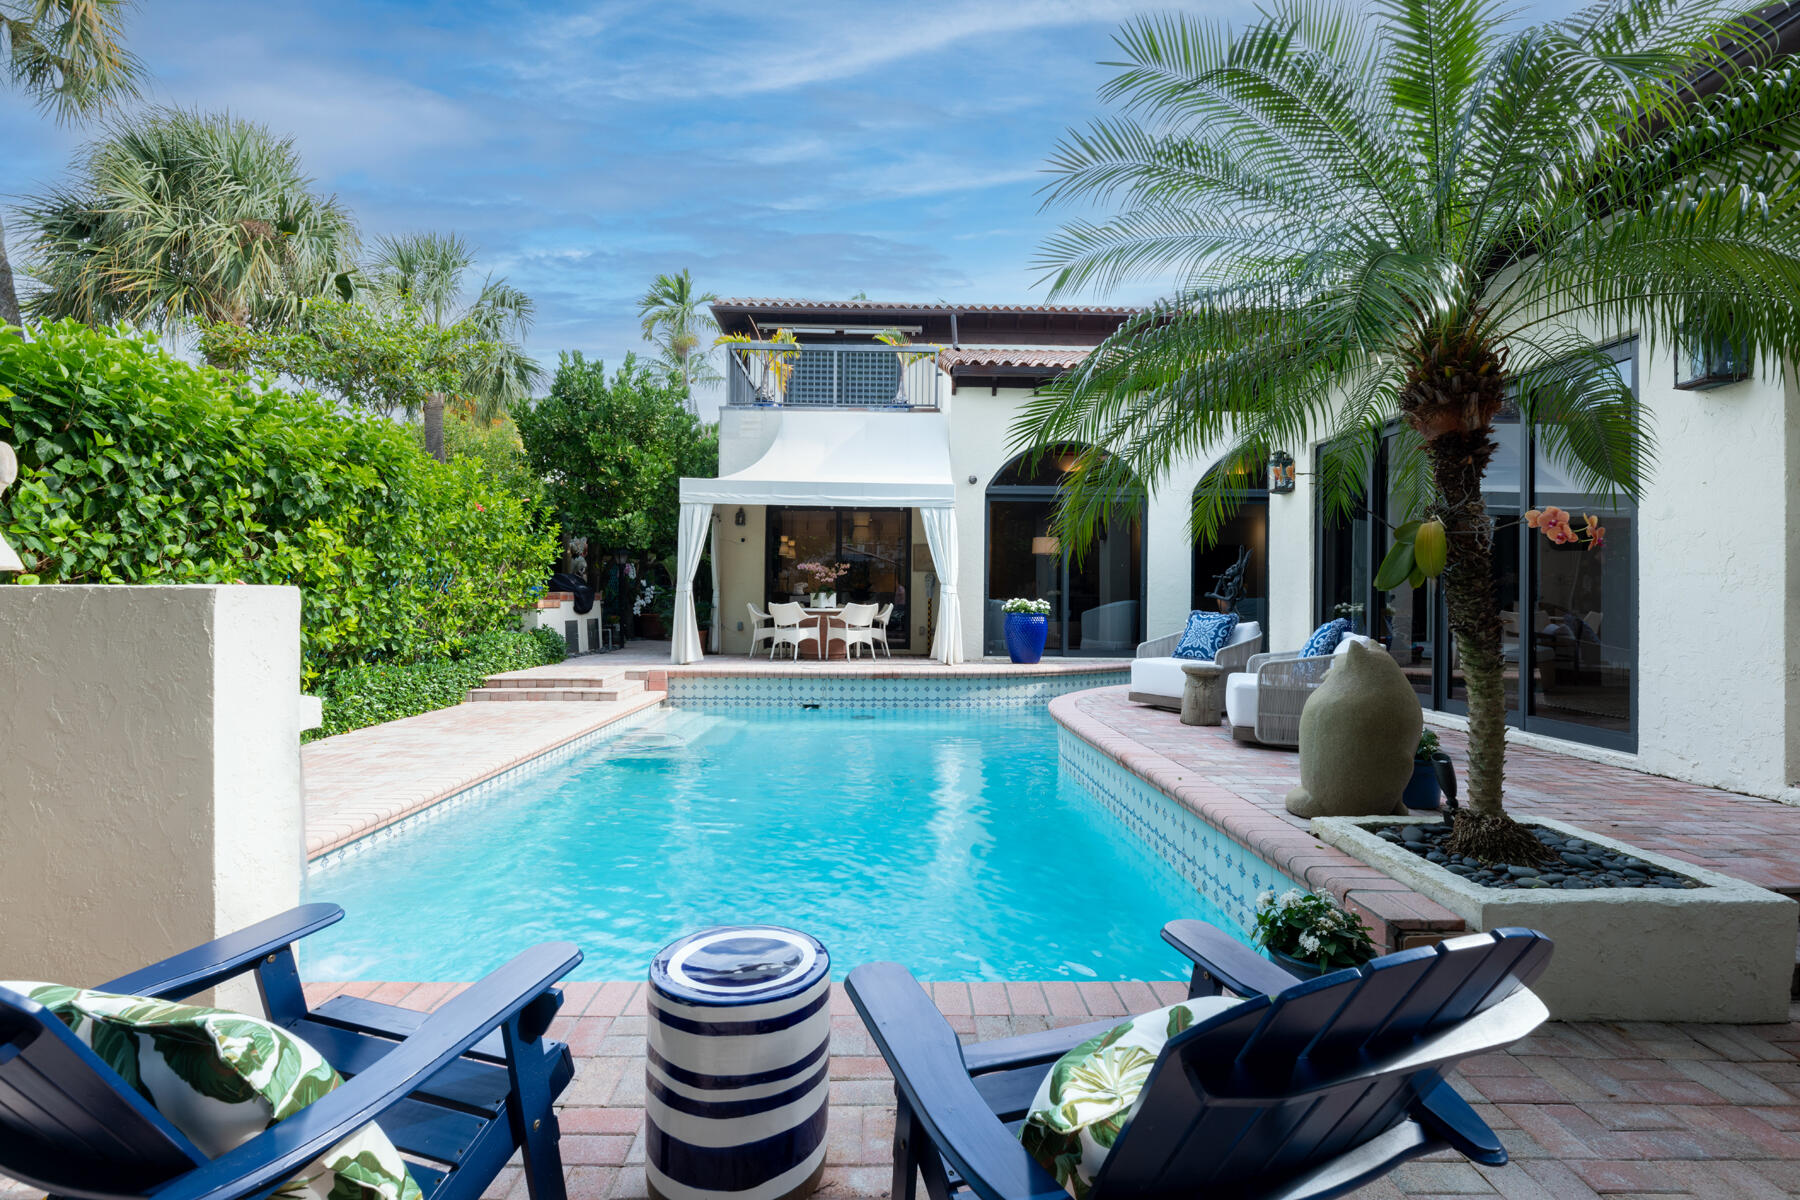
[725,343,944,409]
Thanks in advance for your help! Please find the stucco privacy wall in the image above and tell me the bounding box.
[1265,341,1800,800]
[0,585,309,993]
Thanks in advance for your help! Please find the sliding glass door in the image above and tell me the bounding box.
[765,507,911,649]
[1314,343,1638,750]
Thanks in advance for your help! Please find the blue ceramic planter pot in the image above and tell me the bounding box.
[1004,612,1049,664]
[1402,758,1442,811]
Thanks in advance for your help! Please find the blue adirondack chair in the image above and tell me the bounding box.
[0,903,581,1200]
[848,921,1553,1200]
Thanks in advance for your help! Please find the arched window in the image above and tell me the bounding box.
[985,446,1144,656]
[1192,459,1269,633]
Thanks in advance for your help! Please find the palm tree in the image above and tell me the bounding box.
[1019,0,1800,862]
[22,107,357,341]
[362,231,541,460]
[1,0,144,328]
[637,269,721,403]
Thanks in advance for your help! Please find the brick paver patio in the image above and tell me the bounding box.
[282,979,1800,1200]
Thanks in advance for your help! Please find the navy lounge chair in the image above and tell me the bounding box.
[0,903,581,1200]
[847,921,1552,1200]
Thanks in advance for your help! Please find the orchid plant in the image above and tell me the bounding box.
[794,560,848,591]
[1526,506,1605,552]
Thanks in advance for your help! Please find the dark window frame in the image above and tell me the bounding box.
[1313,340,1639,752]
[764,506,912,649]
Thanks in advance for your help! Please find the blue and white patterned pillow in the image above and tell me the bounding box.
[1172,611,1239,661]
[1301,618,1352,657]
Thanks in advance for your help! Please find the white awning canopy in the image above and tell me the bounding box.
[674,410,963,664]
[679,410,954,509]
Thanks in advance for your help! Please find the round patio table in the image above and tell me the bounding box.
[646,926,832,1200]
[800,607,849,659]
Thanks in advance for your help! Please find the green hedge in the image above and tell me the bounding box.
[311,627,565,739]
[0,321,560,689]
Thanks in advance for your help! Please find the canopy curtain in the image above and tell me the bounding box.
[921,504,962,664]
[671,501,712,664]
[708,523,722,650]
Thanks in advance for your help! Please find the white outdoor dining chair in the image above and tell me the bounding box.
[767,601,813,661]
[828,602,880,660]
[870,603,894,658]
[746,602,777,657]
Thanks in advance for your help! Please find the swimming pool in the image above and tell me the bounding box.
[303,704,1238,981]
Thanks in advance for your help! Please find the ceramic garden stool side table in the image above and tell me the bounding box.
[646,926,832,1200]
[1180,661,1226,726]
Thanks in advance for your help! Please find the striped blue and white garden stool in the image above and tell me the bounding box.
[646,926,831,1200]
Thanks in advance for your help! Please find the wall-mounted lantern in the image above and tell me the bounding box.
[1268,451,1297,494]
[1674,335,1750,391]
[734,507,747,526]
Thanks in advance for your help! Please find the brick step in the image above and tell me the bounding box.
[481,674,622,690]
[465,682,642,703]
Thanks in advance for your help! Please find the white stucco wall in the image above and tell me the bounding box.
[1269,339,1800,800]
[0,585,308,991]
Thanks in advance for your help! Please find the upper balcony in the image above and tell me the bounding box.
[723,342,945,410]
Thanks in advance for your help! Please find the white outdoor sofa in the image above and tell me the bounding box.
[1128,620,1262,710]
[1224,633,1385,748]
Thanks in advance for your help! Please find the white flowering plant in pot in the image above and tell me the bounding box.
[1251,889,1375,973]
[1000,597,1052,615]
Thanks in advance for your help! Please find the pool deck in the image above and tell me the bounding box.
[1052,686,1800,953]
[290,978,1800,1200]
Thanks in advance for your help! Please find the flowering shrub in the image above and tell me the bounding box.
[1525,505,1605,550]
[1251,889,1375,969]
[1001,597,1052,615]
[795,560,848,590]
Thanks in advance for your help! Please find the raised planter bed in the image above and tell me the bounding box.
[1314,813,1797,1023]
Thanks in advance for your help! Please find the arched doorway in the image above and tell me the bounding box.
[985,447,1144,656]
[1192,461,1269,632]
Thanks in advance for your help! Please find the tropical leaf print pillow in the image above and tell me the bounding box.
[1,982,422,1200]
[1019,997,1239,1200]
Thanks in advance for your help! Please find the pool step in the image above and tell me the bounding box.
[464,676,645,703]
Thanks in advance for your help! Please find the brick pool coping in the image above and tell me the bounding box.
[1049,687,1464,951]
[277,979,1800,1200]
[1050,685,1800,953]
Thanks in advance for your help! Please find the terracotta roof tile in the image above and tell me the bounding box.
[937,348,1092,371]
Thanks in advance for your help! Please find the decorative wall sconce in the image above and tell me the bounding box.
[734,507,747,526]
[1269,451,1297,494]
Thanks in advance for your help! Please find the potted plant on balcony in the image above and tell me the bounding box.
[1001,597,1052,664]
[1251,890,1375,979]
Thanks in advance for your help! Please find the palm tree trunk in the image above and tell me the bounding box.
[424,394,447,462]
[1430,429,1550,864]
[0,215,22,330]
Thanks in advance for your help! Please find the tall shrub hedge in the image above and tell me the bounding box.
[0,321,560,687]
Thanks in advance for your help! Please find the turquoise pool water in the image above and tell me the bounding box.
[304,705,1233,981]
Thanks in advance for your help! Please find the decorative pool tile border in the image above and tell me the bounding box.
[666,670,1127,708]
[1059,729,1299,936]
[1048,688,1466,953]
[309,704,667,868]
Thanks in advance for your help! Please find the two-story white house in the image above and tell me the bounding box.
[674,297,1267,668]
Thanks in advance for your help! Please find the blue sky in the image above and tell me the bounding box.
[3,0,1567,413]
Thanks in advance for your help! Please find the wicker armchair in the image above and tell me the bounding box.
[1127,621,1262,709]
[1225,634,1386,747]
